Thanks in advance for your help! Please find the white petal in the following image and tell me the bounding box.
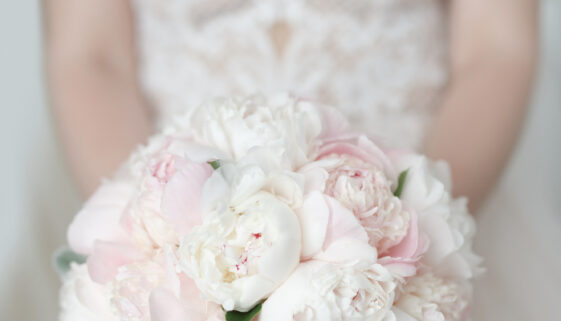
[314,237,377,263]
[298,192,330,259]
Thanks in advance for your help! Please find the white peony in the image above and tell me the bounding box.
[395,273,471,321]
[178,161,302,312]
[260,260,397,321]
[59,264,117,321]
[185,94,322,168]
[393,154,482,279]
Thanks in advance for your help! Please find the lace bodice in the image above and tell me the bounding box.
[132,0,448,149]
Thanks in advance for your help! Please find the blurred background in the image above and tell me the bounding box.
[0,1,559,320]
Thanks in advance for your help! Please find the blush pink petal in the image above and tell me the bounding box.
[151,153,187,184]
[179,276,224,320]
[323,196,369,249]
[317,136,394,176]
[87,241,146,284]
[150,287,192,321]
[356,136,395,176]
[385,210,422,259]
[68,180,134,255]
[298,192,330,259]
[380,211,427,278]
[162,162,213,235]
[162,245,182,296]
[150,284,223,321]
[298,194,370,260]
[317,141,370,162]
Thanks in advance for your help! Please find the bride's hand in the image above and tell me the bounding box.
[45,0,152,197]
[425,0,538,212]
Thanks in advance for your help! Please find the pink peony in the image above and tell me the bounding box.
[120,152,214,250]
[60,251,224,321]
[64,137,222,320]
[300,135,425,262]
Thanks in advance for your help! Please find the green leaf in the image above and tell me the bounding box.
[393,169,409,198]
[208,160,221,170]
[53,247,87,277]
[225,303,263,321]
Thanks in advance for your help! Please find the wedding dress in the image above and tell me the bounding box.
[131,0,558,320]
[132,0,447,150]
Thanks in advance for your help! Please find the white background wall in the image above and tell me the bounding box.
[0,1,559,320]
[0,1,81,320]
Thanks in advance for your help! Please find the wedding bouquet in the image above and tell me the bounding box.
[58,94,482,321]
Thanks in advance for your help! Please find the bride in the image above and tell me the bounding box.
[45,0,538,319]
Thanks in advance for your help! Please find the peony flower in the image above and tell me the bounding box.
[71,138,220,285]
[67,136,219,256]
[64,136,229,320]
[394,273,471,321]
[178,190,301,312]
[121,151,214,250]
[259,260,397,321]
[178,160,302,312]
[59,263,117,321]
[185,94,323,168]
[61,94,482,321]
[300,135,415,255]
[391,154,482,279]
[60,251,224,321]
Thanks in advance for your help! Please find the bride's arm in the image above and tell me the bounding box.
[425,0,538,212]
[45,0,152,196]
